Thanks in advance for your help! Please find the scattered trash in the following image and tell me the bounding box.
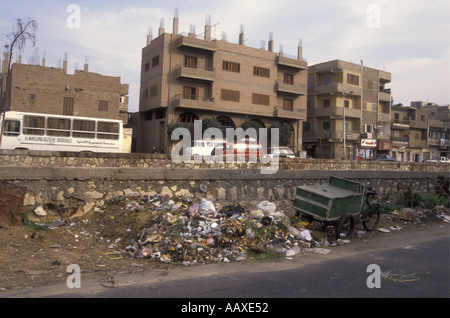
[381,271,421,283]
[377,228,390,233]
[100,276,117,288]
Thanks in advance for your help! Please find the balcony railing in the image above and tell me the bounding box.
[310,82,362,96]
[174,65,216,82]
[273,106,306,120]
[275,80,307,95]
[275,54,308,70]
[172,94,215,110]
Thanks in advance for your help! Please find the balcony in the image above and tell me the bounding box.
[276,54,307,70]
[274,106,306,120]
[379,88,391,101]
[428,138,450,148]
[305,129,361,141]
[391,120,410,130]
[378,112,390,123]
[314,106,361,119]
[175,36,217,52]
[173,94,215,111]
[310,82,361,96]
[275,81,307,95]
[174,65,216,82]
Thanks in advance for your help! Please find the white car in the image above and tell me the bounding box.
[267,147,295,158]
[424,156,450,163]
[185,139,225,157]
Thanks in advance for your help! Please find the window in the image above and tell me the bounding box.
[284,73,294,85]
[63,97,74,115]
[47,118,71,137]
[97,122,120,140]
[323,99,330,108]
[152,55,159,67]
[144,89,149,99]
[98,100,109,111]
[184,56,197,68]
[3,120,20,136]
[29,94,36,102]
[394,113,399,122]
[23,116,45,135]
[144,62,150,71]
[221,89,240,102]
[222,61,240,73]
[254,66,270,78]
[155,109,166,119]
[73,120,95,138]
[252,93,270,106]
[344,100,350,108]
[323,76,331,85]
[347,74,359,85]
[144,110,152,121]
[303,122,311,132]
[323,122,331,130]
[283,99,293,111]
[183,86,198,100]
[150,85,158,98]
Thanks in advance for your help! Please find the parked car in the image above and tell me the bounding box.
[212,142,264,159]
[266,147,295,158]
[185,139,226,157]
[424,156,450,163]
[366,154,396,161]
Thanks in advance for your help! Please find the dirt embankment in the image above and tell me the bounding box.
[0,193,449,292]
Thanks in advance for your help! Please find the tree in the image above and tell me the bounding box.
[271,122,292,146]
[0,18,38,146]
[201,117,223,134]
[1,18,38,113]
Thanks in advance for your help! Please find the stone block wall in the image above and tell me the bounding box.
[0,150,447,215]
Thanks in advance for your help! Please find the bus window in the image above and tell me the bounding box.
[23,116,45,135]
[47,118,71,137]
[97,122,119,140]
[73,120,95,138]
[3,120,20,136]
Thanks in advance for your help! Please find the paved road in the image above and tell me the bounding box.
[89,236,450,299]
[3,222,449,305]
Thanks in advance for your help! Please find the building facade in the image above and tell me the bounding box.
[1,53,129,125]
[304,60,392,159]
[391,102,449,162]
[134,15,307,154]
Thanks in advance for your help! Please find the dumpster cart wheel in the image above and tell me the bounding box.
[362,203,381,231]
[336,214,355,240]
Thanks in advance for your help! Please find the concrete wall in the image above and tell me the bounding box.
[0,150,447,214]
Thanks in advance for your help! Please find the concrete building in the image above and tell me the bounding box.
[391,102,449,161]
[304,60,391,159]
[1,52,130,125]
[134,15,307,154]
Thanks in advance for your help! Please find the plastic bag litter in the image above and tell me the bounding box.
[186,204,200,217]
[289,226,312,241]
[200,198,217,217]
[256,201,276,214]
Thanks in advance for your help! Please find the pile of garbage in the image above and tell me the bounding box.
[97,194,326,266]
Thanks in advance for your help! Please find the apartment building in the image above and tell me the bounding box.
[134,15,307,154]
[0,52,130,125]
[391,102,449,162]
[304,60,391,159]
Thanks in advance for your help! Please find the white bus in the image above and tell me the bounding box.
[0,111,123,152]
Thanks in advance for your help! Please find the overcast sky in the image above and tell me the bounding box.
[1,0,449,112]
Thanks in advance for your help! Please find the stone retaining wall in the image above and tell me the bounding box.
[0,150,448,215]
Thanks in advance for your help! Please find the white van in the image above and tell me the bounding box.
[186,139,225,157]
